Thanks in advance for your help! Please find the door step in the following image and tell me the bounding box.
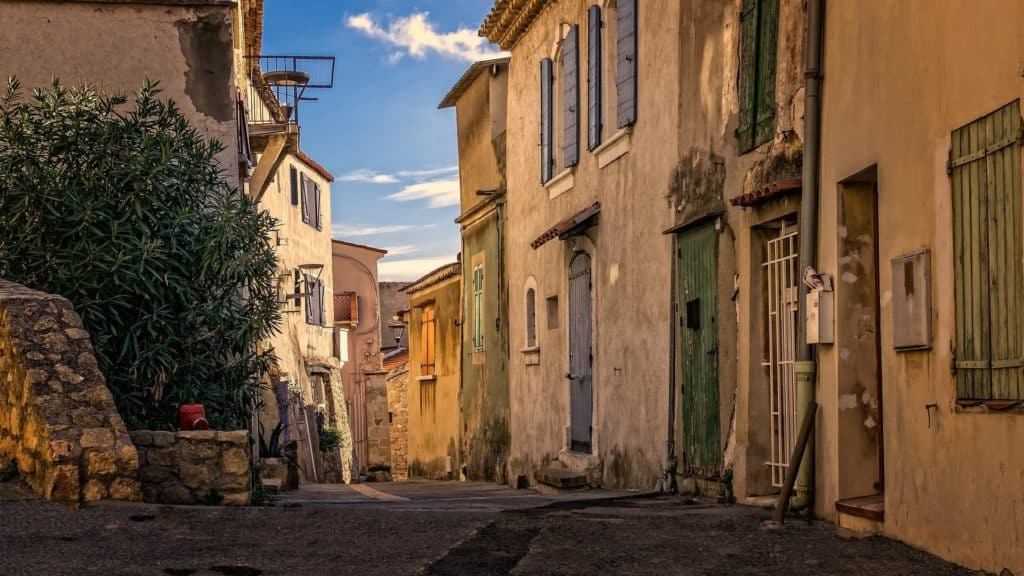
[534,467,588,490]
[835,493,884,521]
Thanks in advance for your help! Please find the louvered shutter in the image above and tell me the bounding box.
[317,280,326,326]
[587,6,602,151]
[754,0,779,147]
[616,0,637,128]
[290,166,299,206]
[540,58,554,183]
[300,174,310,223]
[563,25,580,168]
[236,98,253,167]
[304,274,314,324]
[314,181,323,230]
[736,0,758,153]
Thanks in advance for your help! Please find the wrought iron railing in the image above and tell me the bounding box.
[245,55,335,126]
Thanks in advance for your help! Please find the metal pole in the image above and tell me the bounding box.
[773,400,818,522]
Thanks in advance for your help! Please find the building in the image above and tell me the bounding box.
[400,262,462,479]
[379,282,412,353]
[332,239,389,477]
[439,57,512,483]
[0,0,246,188]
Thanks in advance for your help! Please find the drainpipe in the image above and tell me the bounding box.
[792,0,824,511]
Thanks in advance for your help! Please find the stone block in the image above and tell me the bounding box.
[108,477,141,502]
[129,431,154,446]
[46,464,80,501]
[216,430,248,446]
[82,479,108,501]
[220,491,251,506]
[84,449,118,478]
[218,472,250,492]
[54,364,85,385]
[180,441,219,463]
[64,328,90,340]
[180,463,212,490]
[140,464,173,484]
[178,430,217,442]
[80,428,114,449]
[221,448,250,476]
[152,431,175,448]
[48,439,77,463]
[160,484,194,505]
[146,447,179,467]
[69,407,105,428]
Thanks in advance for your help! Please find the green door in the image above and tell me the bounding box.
[678,222,721,478]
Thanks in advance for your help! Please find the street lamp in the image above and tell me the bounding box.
[387,323,406,346]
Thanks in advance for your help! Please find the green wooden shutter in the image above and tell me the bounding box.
[952,100,1023,400]
[754,0,779,147]
[736,0,758,152]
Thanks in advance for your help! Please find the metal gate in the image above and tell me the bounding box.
[678,223,721,478]
[762,221,799,487]
[568,251,593,453]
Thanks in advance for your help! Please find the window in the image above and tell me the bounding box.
[952,100,1023,401]
[736,0,778,153]
[541,24,580,183]
[300,173,310,223]
[614,0,636,129]
[290,166,299,205]
[304,273,325,326]
[420,305,436,376]
[300,173,322,229]
[473,265,485,351]
[588,4,605,151]
[526,288,537,348]
[547,295,559,330]
[560,24,580,170]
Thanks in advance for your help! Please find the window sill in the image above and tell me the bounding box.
[417,375,437,382]
[521,346,540,366]
[544,167,575,199]
[594,127,632,169]
[955,399,1024,414]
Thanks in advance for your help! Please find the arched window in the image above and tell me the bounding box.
[526,288,537,348]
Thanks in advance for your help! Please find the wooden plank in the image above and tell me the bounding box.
[1011,104,1023,398]
[953,123,967,397]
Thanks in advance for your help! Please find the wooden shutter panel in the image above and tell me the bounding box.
[736,0,758,153]
[540,59,554,183]
[318,280,325,326]
[314,181,323,230]
[754,0,779,147]
[290,166,299,206]
[236,98,252,167]
[300,174,310,223]
[562,25,580,168]
[304,274,314,324]
[588,5,602,151]
[952,100,1024,400]
[616,0,637,128]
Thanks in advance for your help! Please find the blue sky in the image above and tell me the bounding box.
[262,0,504,281]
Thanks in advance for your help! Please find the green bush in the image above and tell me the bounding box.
[0,78,281,430]
[318,427,343,453]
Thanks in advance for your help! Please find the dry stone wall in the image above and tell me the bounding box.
[0,280,141,502]
[131,430,251,505]
[387,365,409,480]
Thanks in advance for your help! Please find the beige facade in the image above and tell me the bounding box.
[402,263,462,480]
[0,0,244,188]
[332,240,389,476]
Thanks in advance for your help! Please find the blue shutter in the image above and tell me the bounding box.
[562,25,580,168]
[540,58,554,183]
[616,0,637,128]
[587,6,602,151]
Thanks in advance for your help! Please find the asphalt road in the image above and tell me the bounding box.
[0,480,976,576]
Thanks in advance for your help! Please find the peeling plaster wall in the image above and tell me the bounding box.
[818,2,1024,573]
[0,0,241,188]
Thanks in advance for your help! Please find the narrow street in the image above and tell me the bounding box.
[0,481,973,575]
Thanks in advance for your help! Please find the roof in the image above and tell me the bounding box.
[383,347,409,373]
[480,0,553,50]
[730,178,801,208]
[438,57,511,109]
[331,239,388,255]
[402,262,462,295]
[296,150,335,182]
[531,202,600,249]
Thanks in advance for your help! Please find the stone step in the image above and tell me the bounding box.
[261,478,283,493]
[534,467,588,490]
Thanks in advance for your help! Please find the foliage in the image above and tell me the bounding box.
[318,427,343,453]
[258,421,287,459]
[0,78,281,430]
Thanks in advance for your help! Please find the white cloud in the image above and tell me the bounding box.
[332,223,415,237]
[386,177,460,208]
[337,169,400,184]
[378,255,459,282]
[346,12,507,63]
[396,165,459,180]
[381,245,419,257]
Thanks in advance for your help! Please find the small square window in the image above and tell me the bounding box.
[686,298,701,330]
[547,296,559,330]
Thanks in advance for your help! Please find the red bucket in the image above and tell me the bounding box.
[179,404,210,431]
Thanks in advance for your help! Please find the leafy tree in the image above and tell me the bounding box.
[0,78,281,430]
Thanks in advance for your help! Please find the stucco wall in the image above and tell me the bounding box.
[0,0,241,188]
[407,277,462,479]
[0,280,141,503]
[817,2,1024,573]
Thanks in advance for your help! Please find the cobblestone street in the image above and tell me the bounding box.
[0,481,974,575]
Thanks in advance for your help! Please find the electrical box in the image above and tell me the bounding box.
[806,287,834,344]
[891,250,931,351]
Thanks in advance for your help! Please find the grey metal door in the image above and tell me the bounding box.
[569,251,593,452]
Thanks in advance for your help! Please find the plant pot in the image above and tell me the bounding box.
[259,457,287,483]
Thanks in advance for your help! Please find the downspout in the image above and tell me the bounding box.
[791,0,825,511]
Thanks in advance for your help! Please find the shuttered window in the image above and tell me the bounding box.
[616,0,637,128]
[587,6,602,151]
[314,181,323,231]
[300,174,310,223]
[290,166,299,206]
[473,265,485,352]
[540,58,554,183]
[736,0,778,153]
[304,274,325,326]
[562,25,580,168]
[420,305,436,376]
[952,100,1024,401]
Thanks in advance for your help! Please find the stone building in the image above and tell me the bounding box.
[332,240,389,476]
[439,57,512,484]
[400,262,462,479]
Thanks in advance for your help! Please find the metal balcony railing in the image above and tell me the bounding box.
[246,55,335,127]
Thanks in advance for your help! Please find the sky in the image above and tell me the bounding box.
[261,0,506,281]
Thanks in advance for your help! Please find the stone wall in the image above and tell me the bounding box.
[131,430,251,506]
[0,280,141,502]
[365,371,391,473]
[387,365,409,480]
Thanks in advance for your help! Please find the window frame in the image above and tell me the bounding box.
[736,0,779,154]
[472,265,485,352]
[420,305,437,377]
